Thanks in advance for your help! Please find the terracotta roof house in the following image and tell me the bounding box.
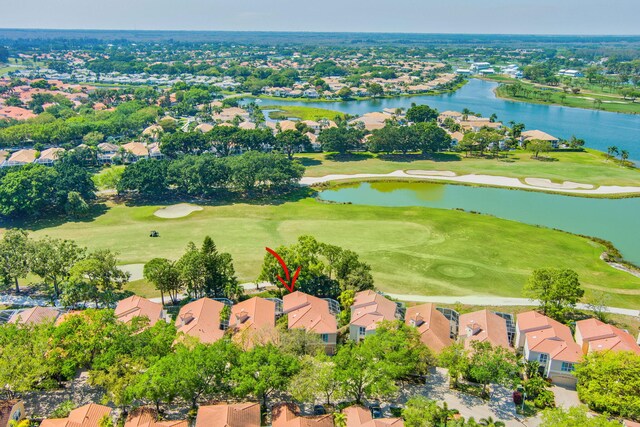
[142,124,164,141]
[520,130,559,148]
[36,147,65,165]
[458,309,510,350]
[115,295,166,327]
[348,112,393,131]
[575,318,640,355]
[5,149,37,167]
[40,403,112,427]
[97,142,120,163]
[122,142,149,162]
[283,291,338,355]
[175,298,226,344]
[195,403,260,427]
[238,121,256,130]
[0,106,37,121]
[349,290,399,341]
[8,306,60,325]
[515,311,583,388]
[195,123,214,133]
[0,400,25,427]
[124,408,187,427]
[405,303,452,353]
[272,403,334,427]
[230,297,277,350]
[343,405,404,427]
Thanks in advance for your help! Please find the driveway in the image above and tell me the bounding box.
[551,385,581,409]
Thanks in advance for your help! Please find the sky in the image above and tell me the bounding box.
[0,0,639,35]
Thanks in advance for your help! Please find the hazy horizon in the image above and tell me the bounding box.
[1,0,638,36]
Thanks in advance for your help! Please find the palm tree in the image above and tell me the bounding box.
[479,416,505,427]
[333,413,347,427]
[619,149,629,165]
[607,146,619,161]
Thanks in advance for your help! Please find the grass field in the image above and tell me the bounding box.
[264,105,345,121]
[296,149,640,187]
[17,197,640,309]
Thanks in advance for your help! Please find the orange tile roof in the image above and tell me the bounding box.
[8,306,60,325]
[518,311,583,363]
[0,106,37,120]
[40,403,112,427]
[576,318,640,355]
[283,291,337,335]
[114,295,164,326]
[7,149,37,165]
[122,142,149,157]
[195,403,260,427]
[124,408,187,427]
[405,303,452,353]
[458,309,510,350]
[272,403,334,427]
[350,290,397,332]
[175,298,225,344]
[38,147,65,162]
[230,297,277,349]
[343,405,404,427]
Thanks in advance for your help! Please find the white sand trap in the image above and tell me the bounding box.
[406,170,457,177]
[524,178,594,190]
[154,203,203,218]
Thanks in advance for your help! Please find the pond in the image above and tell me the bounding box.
[250,79,640,161]
[319,181,640,265]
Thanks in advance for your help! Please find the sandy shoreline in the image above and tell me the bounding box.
[301,170,640,195]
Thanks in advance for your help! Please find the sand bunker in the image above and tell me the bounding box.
[405,170,457,177]
[154,203,203,218]
[524,178,594,190]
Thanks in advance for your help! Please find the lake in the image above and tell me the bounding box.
[319,181,640,265]
[252,79,640,161]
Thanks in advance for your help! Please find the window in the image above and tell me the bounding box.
[359,326,366,335]
[561,362,575,372]
[320,334,329,343]
[538,353,548,365]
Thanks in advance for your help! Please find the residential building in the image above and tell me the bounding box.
[124,408,187,427]
[405,303,452,353]
[349,290,399,341]
[272,403,334,427]
[283,291,338,355]
[8,306,60,326]
[5,149,37,167]
[458,309,510,350]
[40,403,112,427]
[0,150,8,167]
[515,311,583,388]
[36,147,65,165]
[520,130,560,148]
[142,124,164,141]
[195,123,214,133]
[122,142,149,162]
[115,295,167,327]
[230,297,278,349]
[0,106,37,121]
[175,298,226,344]
[470,62,491,73]
[348,112,393,131]
[0,400,25,427]
[575,318,640,355]
[343,405,404,427]
[97,142,120,164]
[195,403,260,427]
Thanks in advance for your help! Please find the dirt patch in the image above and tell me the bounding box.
[154,203,203,219]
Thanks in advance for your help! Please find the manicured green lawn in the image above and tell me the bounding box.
[18,198,640,308]
[296,149,640,187]
[263,105,345,121]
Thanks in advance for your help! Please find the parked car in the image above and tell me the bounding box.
[313,405,326,416]
[369,403,383,419]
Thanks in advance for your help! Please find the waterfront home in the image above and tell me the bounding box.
[40,403,112,427]
[458,309,511,350]
[343,405,404,427]
[349,290,399,341]
[35,147,65,165]
[195,403,260,427]
[230,297,277,350]
[405,303,453,353]
[5,149,37,167]
[515,311,583,388]
[175,298,226,344]
[459,119,502,132]
[122,142,149,162]
[348,111,394,131]
[520,130,560,148]
[115,295,167,327]
[283,291,338,355]
[124,408,187,427]
[0,400,25,427]
[272,403,334,427]
[8,306,60,326]
[212,107,250,123]
[438,111,464,123]
[575,318,640,355]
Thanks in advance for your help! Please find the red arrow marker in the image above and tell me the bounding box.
[265,247,301,293]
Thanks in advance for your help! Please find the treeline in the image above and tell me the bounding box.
[117,151,305,199]
[0,158,95,218]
